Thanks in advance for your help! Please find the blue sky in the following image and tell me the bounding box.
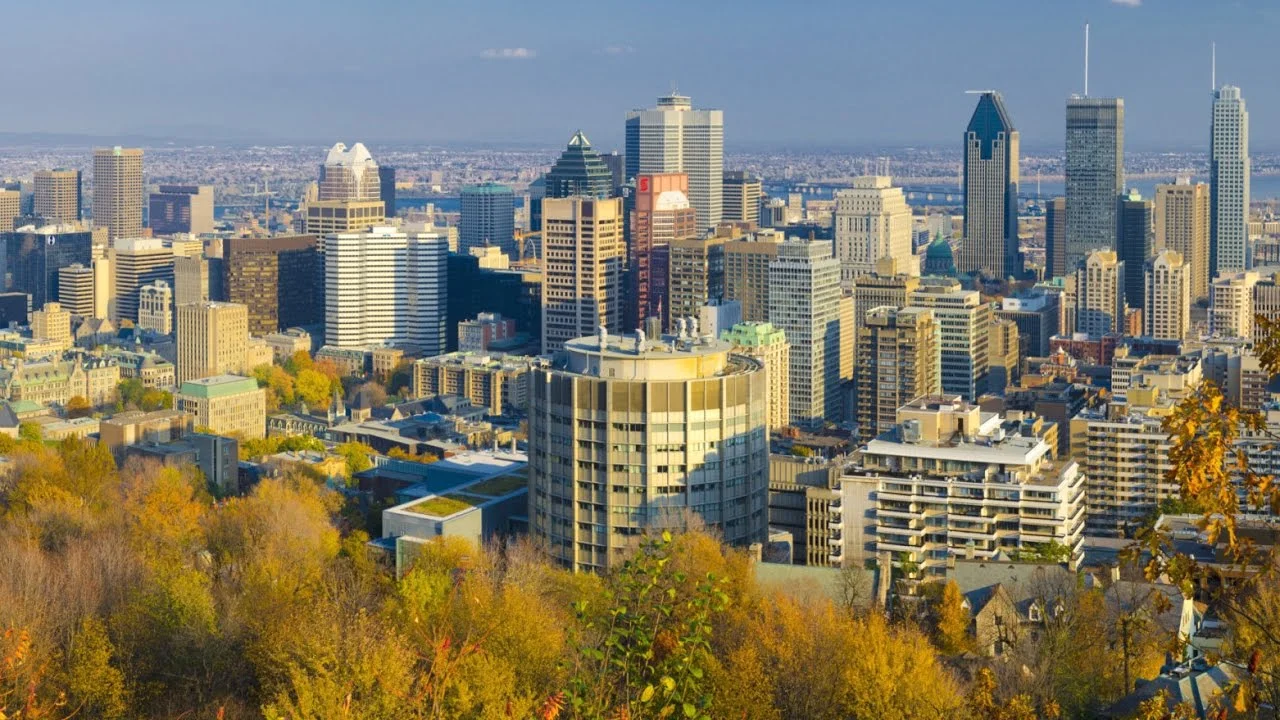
[10,0,1279,150]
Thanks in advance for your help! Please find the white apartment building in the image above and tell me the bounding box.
[1074,249,1125,337]
[1210,270,1260,339]
[1144,250,1190,340]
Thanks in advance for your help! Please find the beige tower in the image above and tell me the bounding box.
[33,169,81,223]
[723,233,783,322]
[57,264,96,317]
[93,147,144,241]
[1155,181,1210,303]
[176,301,249,383]
[667,235,726,325]
[1144,250,1191,340]
[108,237,173,323]
[0,190,19,231]
[833,176,914,286]
[137,280,174,335]
[1074,250,1125,338]
[856,306,939,442]
[721,321,790,429]
[30,302,72,350]
[1210,271,1260,339]
[852,272,921,331]
[540,197,624,353]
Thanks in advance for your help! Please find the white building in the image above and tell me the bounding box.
[833,176,914,286]
[1074,249,1125,338]
[625,94,724,234]
[1210,86,1250,275]
[324,226,447,354]
[318,142,381,202]
[137,279,173,335]
[1210,270,1259,339]
[768,239,842,428]
[907,278,990,402]
[1144,250,1190,340]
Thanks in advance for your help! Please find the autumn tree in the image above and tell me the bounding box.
[935,580,970,654]
[65,395,92,418]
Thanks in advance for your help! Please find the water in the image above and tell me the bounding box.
[396,197,526,213]
[769,176,1280,203]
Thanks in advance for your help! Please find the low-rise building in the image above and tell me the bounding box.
[0,355,120,407]
[412,352,536,416]
[176,375,266,439]
[126,432,240,494]
[263,328,313,364]
[767,455,842,567]
[104,347,176,388]
[371,346,406,383]
[315,346,368,377]
[100,408,193,458]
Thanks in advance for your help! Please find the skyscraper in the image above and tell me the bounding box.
[1065,97,1124,269]
[1116,189,1154,310]
[173,255,211,306]
[856,306,939,442]
[833,176,913,286]
[768,239,841,427]
[958,92,1021,279]
[545,131,614,200]
[148,185,214,235]
[723,233,783,323]
[137,280,173,335]
[176,301,249,383]
[224,235,322,335]
[1074,249,1125,338]
[93,147,144,242]
[109,237,173,323]
[0,191,19,232]
[722,171,761,227]
[907,278,991,402]
[540,197,624,353]
[33,169,81,224]
[459,183,516,259]
[1211,85,1250,276]
[628,173,697,329]
[626,94,724,234]
[318,142,381,201]
[722,321,790,430]
[1145,250,1190,340]
[2,225,93,307]
[1155,181,1211,302]
[57,264,95,317]
[1044,196,1067,278]
[378,166,397,217]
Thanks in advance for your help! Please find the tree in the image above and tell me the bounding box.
[387,446,437,464]
[65,616,128,718]
[137,388,172,411]
[65,395,92,419]
[334,442,373,478]
[283,350,313,376]
[935,580,970,654]
[19,421,42,443]
[295,369,335,408]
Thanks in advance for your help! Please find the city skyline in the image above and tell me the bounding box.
[6,0,1280,151]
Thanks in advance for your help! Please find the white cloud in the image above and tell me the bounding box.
[602,45,635,55]
[1110,0,1141,6]
[480,47,536,60]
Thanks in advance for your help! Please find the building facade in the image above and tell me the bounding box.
[1074,250,1125,338]
[224,235,322,335]
[721,321,790,430]
[628,173,696,328]
[137,280,173,335]
[93,147,143,241]
[412,352,535,416]
[176,301,249,383]
[959,92,1021,279]
[1210,86,1250,275]
[540,197,624,353]
[723,233,782,323]
[907,278,991,402]
[769,239,842,427]
[33,169,81,224]
[109,237,173,323]
[856,306,939,442]
[459,183,516,259]
[833,176,913,285]
[625,94,724,234]
[722,171,761,226]
[1116,189,1154,310]
[177,375,266,439]
[1144,250,1191,340]
[1064,97,1124,270]
[1155,181,1211,302]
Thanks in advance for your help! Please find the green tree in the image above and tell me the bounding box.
[334,442,373,478]
[18,421,42,443]
[65,616,128,718]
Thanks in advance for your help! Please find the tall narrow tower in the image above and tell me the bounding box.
[93,147,144,241]
[1210,85,1250,275]
[958,92,1021,279]
[625,94,724,234]
[1065,97,1124,269]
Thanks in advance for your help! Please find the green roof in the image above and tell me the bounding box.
[465,473,528,498]
[721,322,786,347]
[404,493,485,518]
[179,375,260,399]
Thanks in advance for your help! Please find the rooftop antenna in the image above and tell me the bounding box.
[1083,22,1089,97]
[1211,42,1216,91]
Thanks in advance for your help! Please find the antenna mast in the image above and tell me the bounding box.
[1211,42,1216,91]
[1084,23,1090,97]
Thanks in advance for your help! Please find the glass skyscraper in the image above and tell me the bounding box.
[958,92,1021,279]
[1211,85,1249,275]
[459,183,516,260]
[1065,97,1124,271]
[625,94,724,234]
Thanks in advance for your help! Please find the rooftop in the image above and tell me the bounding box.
[178,375,260,399]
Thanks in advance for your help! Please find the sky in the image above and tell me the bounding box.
[9,0,1280,151]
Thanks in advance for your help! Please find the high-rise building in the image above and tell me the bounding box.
[528,332,769,572]
[459,183,516,259]
[57,264,95,317]
[33,169,81,224]
[541,197,624,353]
[958,92,1021,279]
[545,131,614,200]
[856,306,939,441]
[172,255,210,306]
[723,233,783,323]
[92,147,144,241]
[1155,181,1211,302]
[667,235,726,327]
[30,302,71,350]
[1210,86,1250,276]
[626,94,724,233]
[1074,249,1125,338]
[0,191,19,232]
[907,279,991,401]
[137,280,173,335]
[1064,97,1124,269]
[1144,250,1191,340]
[629,173,696,328]
[768,239,841,427]
[303,199,385,236]
[324,227,447,353]
[1044,196,1067,279]
[722,321,789,430]
[148,185,214,236]
[852,272,921,331]
[223,235,322,336]
[1116,189,1154,310]
[601,152,626,197]
[176,301,249,383]
[3,225,93,307]
[378,166,397,217]
[1209,271,1259,338]
[722,171,761,226]
[318,142,381,201]
[997,291,1060,359]
[108,237,173,323]
[833,176,913,286]
[987,317,1021,391]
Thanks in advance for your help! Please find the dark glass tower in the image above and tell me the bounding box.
[958,92,1021,280]
[1117,189,1154,310]
[2,226,93,307]
[544,131,613,200]
[378,166,397,218]
[1065,98,1124,271]
[1045,196,1066,278]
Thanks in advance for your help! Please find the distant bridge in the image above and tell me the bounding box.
[776,181,1047,204]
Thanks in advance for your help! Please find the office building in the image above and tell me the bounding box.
[722,320,790,430]
[1210,86,1250,275]
[30,302,71,350]
[1117,189,1154,310]
[768,456,844,567]
[446,256,543,352]
[723,233,782,322]
[1209,271,1259,339]
[1252,273,1280,346]
[109,237,173,323]
[3,225,93,307]
[852,271,920,331]
[457,312,518,354]
[667,235,725,326]
[628,173,697,329]
[137,280,173,335]
[958,92,1021,278]
[907,278,991,402]
[176,301,248,383]
[769,239,842,427]
[33,169,80,224]
[841,396,1085,578]
[1074,249,1125,338]
[987,317,1020,391]
[57,264,95,317]
[626,94,724,233]
[378,166,397,217]
[0,191,18,232]
[459,183,516,259]
[545,131,613,200]
[318,142,381,201]
[1155,181,1211,302]
[833,176,913,285]
[528,332,769,572]
[722,171,761,226]
[324,227,448,353]
[0,355,120,407]
[855,306,939,442]
[1044,196,1067,278]
[601,152,625,196]
[177,375,266,440]
[997,291,1060,359]
[148,185,214,236]
[224,235,322,335]
[92,147,143,241]
[303,199,385,236]
[172,255,210,306]
[540,197,624,353]
[1064,97,1125,269]
[1144,250,1191,341]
